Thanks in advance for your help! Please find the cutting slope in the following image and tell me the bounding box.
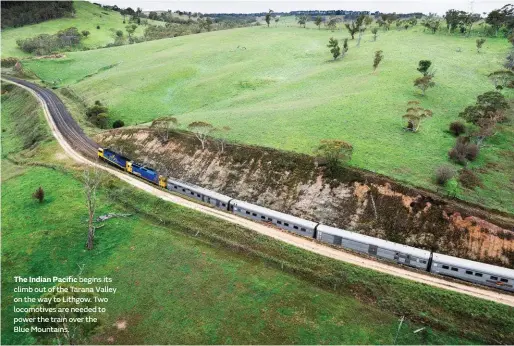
[21,26,514,212]
[1,1,163,58]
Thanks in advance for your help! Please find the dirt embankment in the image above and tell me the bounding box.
[96,129,514,268]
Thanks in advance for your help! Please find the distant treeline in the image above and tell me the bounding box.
[1,1,74,29]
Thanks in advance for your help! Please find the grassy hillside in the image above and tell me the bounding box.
[1,1,163,58]
[4,84,514,345]
[22,25,514,213]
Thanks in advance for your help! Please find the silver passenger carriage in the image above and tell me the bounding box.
[230,200,318,238]
[316,224,431,270]
[166,178,232,210]
[430,253,514,292]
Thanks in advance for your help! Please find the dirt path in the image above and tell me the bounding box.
[5,77,514,307]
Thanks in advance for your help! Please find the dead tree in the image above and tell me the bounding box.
[213,126,231,153]
[84,165,101,250]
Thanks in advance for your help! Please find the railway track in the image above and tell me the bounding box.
[3,76,514,307]
[4,77,98,159]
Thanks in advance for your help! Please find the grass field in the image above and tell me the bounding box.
[0,1,164,58]
[3,84,514,345]
[19,23,514,213]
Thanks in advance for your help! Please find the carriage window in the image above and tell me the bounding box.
[465,270,473,275]
[252,213,257,216]
[475,273,483,277]
[420,260,427,264]
[245,211,250,215]
[190,192,194,195]
[284,223,289,226]
[293,226,298,230]
[501,278,509,283]
[268,217,272,221]
[261,216,265,219]
[442,265,449,269]
[174,185,177,189]
[277,221,282,225]
[491,276,498,280]
[182,189,186,192]
[301,228,306,232]
[222,203,226,207]
[451,267,458,272]
[197,194,201,197]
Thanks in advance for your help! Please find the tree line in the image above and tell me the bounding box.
[1,1,73,29]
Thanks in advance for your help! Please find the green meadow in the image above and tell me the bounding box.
[1,1,163,58]
[20,24,514,213]
[5,85,506,344]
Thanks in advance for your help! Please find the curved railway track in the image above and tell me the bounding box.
[3,76,514,307]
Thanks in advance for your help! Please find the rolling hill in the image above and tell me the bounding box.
[1,1,163,58]
[20,24,514,213]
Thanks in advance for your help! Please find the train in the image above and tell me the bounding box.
[98,147,514,292]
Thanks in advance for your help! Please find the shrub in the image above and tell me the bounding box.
[112,120,125,128]
[435,165,455,185]
[459,169,482,189]
[32,186,45,203]
[1,57,19,67]
[448,137,479,165]
[96,25,100,29]
[445,178,461,197]
[449,121,466,136]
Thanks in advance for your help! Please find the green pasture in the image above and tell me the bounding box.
[1,1,164,58]
[2,85,493,345]
[20,25,514,212]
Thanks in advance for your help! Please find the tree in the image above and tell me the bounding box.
[314,15,323,29]
[417,60,432,76]
[459,91,509,125]
[414,74,435,95]
[356,27,366,47]
[151,116,178,143]
[188,121,214,149]
[213,126,231,153]
[364,16,373,26]
[116,30,123,37]
[327,37,340,60]
[297,14,308,28]
[345,17,362,39]
[314,139,353,170]
[32,186,44,203]
[148,11,158,20]
[488,70,514,89]
[265,9,273,27]
[27,284,102,344]
[125,24,136,37]
[486,9,505,36]
[83,165,101,250]
[327,17,338,31]
[341,38,349,57]
[373,50,383,71]
[462,12,481,37]
[445,9,466,33]
[81,30,90,37]
[402,101,433,132]
[476,38,486,53]
[371,27,378,41]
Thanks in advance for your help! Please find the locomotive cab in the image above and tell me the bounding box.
[159,176,167,188]
[98,147,104,158]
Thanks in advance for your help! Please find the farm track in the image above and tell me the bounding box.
[4,76,514,307]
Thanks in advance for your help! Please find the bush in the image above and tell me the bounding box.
[1,57,19,67]
[32,186,45,203]
[448,137,479,165]
[449,121,466,136]
[96,25,100,29]
[435,165,455,185]
[16,27,82,55]
[112,120,125,128]
[459,169,482,189]
[445,178,461,197]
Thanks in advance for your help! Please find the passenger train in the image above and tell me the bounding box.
[98,147,514,292]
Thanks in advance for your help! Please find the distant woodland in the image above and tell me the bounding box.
[1,1,74,29]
